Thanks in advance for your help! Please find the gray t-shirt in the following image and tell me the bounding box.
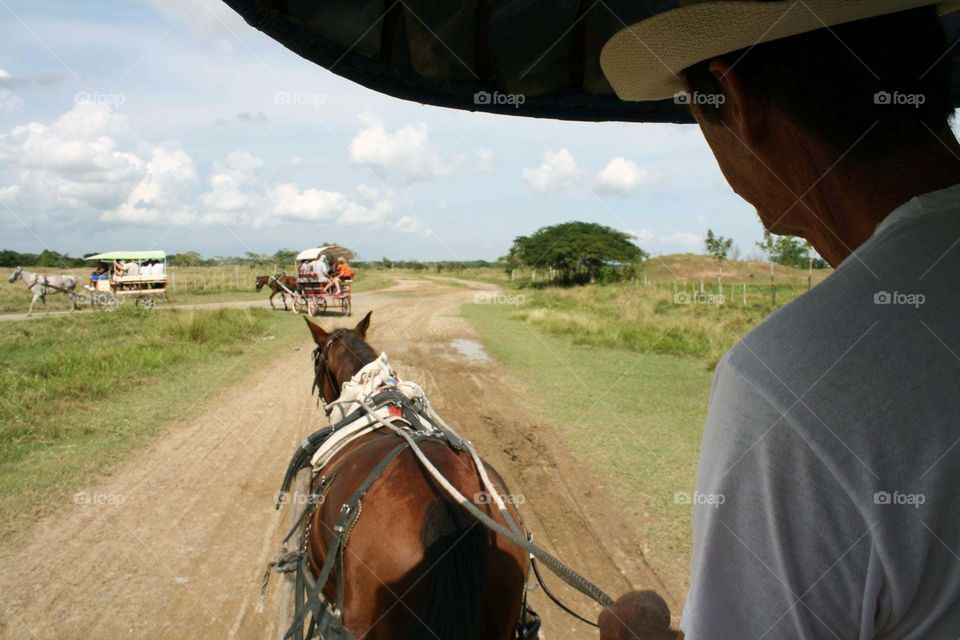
[681,184,960,639]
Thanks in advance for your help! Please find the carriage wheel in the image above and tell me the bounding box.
[94,292,116,311]
[137,296,157,310]
[313,297,327,317]
[292,295,305,314]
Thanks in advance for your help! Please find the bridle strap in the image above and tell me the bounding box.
[313,331,347,413]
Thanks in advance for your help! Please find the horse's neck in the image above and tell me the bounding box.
[22,270,38,288]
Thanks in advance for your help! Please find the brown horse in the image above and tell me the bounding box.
[298,312,532,640]
[255,273,298,310]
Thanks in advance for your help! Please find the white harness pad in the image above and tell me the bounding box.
[310,353,434,469]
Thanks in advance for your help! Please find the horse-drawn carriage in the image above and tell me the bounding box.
[292,246,353,317]
[83,250,168,310]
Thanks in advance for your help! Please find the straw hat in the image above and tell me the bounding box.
[601,0,960,102]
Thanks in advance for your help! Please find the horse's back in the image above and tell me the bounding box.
[310,432,527,640]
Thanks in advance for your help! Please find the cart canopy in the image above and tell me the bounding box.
[85,251,167,261]
[219,1,960,124]
[296,246,356,262]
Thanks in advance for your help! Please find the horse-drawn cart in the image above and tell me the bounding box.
[292,246,353,317]
[84,251,168,311]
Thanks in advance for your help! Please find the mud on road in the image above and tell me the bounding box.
[0,278,678,640]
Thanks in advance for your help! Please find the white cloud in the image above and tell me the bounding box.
[0,70,23,112]
[630,229,703,253]
[393,216,432,235]
[104,146,198,225]
[348,117,493,183]
[270,184,394,226]
[0,102,144,224]
[139,0,248,51]
[660,231,703,252]
[521,148,581,194]
[594,157,663,196]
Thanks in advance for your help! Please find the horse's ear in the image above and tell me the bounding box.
[304,317,330,345]
[354,311,372,338]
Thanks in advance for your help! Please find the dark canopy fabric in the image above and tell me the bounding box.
[221,0,960,124]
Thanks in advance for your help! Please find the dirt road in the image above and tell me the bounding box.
[0,278,674,640]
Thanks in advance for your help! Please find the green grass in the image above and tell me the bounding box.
[464,303,712,587]
[0,307,302,541]
[506,280,817,368]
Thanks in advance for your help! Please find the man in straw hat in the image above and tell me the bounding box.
[598,1,960,638]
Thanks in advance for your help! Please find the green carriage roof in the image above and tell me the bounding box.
[85,251,167,261]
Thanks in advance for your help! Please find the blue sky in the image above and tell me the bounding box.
[0,0,765,262]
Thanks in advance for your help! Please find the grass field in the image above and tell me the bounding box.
[507,279,818,368]
[463,303,712,588]
[0,307,303,541]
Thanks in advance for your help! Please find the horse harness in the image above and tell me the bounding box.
[270,386,543,640]
[26,272,74,297]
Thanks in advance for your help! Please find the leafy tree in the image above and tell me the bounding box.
[509,222,646,284]
[169,251,204,267]
[0,250,40,267]
[705,229,734,287]
[756,230,809,269]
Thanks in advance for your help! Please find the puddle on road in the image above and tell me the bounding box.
[449,339,491,363]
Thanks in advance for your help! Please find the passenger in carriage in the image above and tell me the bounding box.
[86,263,109,291]
[314,254,331,290]
[329,257,354,295]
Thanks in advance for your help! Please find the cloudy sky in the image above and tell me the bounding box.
[0,0,764,262]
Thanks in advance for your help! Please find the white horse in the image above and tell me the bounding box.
[8,266,80,316]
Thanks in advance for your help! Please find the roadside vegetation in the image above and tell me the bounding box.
[464,302,712,591]
[0,307,302,541]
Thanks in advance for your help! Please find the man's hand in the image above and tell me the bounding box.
[598,591,682,640]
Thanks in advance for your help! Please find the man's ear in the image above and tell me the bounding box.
[304,317,330,345]
[354,310,372,338]
[708,60,762,150]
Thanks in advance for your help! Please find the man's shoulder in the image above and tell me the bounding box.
[726,208,960,410]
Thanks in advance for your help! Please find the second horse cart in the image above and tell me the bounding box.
[83,251,168,311]
[291,247,353,317]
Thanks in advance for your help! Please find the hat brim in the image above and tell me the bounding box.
[601,0,960,102]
